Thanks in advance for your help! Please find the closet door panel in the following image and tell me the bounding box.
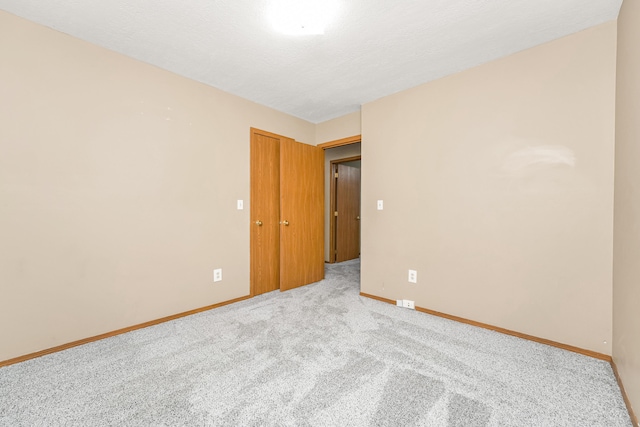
[279,138,325,291]
[250,132,280,296]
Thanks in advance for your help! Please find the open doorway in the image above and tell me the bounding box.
[322,142,361,263]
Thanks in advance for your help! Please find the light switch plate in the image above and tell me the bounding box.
[377,200,384,210]
[237,200,243,210]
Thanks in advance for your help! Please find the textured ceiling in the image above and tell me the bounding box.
[0,0,623,123]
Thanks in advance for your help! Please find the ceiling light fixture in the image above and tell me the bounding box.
[268,0,339,36]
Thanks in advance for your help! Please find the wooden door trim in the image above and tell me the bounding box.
[251,127,287,141]
[329,155,361,263]
[318,135,361,149]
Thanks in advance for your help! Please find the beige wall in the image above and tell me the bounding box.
[614,0,640,418]
[323,144,362,261]
[315,111,361,145]
[0,11,315,361]
[361,22,617,354]
[0,7,628,373]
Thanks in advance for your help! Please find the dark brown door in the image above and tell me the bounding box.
[335,164,361,262]
[279,137,325,290]
[250,132,280,295]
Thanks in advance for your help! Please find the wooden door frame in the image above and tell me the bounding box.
[329,155,361,263]
[318,135,361,150]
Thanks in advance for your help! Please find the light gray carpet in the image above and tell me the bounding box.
[0,260,632,426]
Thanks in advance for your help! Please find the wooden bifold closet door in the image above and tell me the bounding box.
[250,128,324,296]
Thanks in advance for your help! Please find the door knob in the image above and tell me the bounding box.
[356,216,360,220]
[255,220,263,226]
[280,220,289,226]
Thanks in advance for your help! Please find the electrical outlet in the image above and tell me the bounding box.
[213,268,222,282]
[403,299,415,310]
[408,269,417,283]
[397,299,416,310]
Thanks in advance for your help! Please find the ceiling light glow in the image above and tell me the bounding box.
[268,0,339,36]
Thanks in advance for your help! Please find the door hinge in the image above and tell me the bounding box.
[334,172,339,178]
[334,211,338,216]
